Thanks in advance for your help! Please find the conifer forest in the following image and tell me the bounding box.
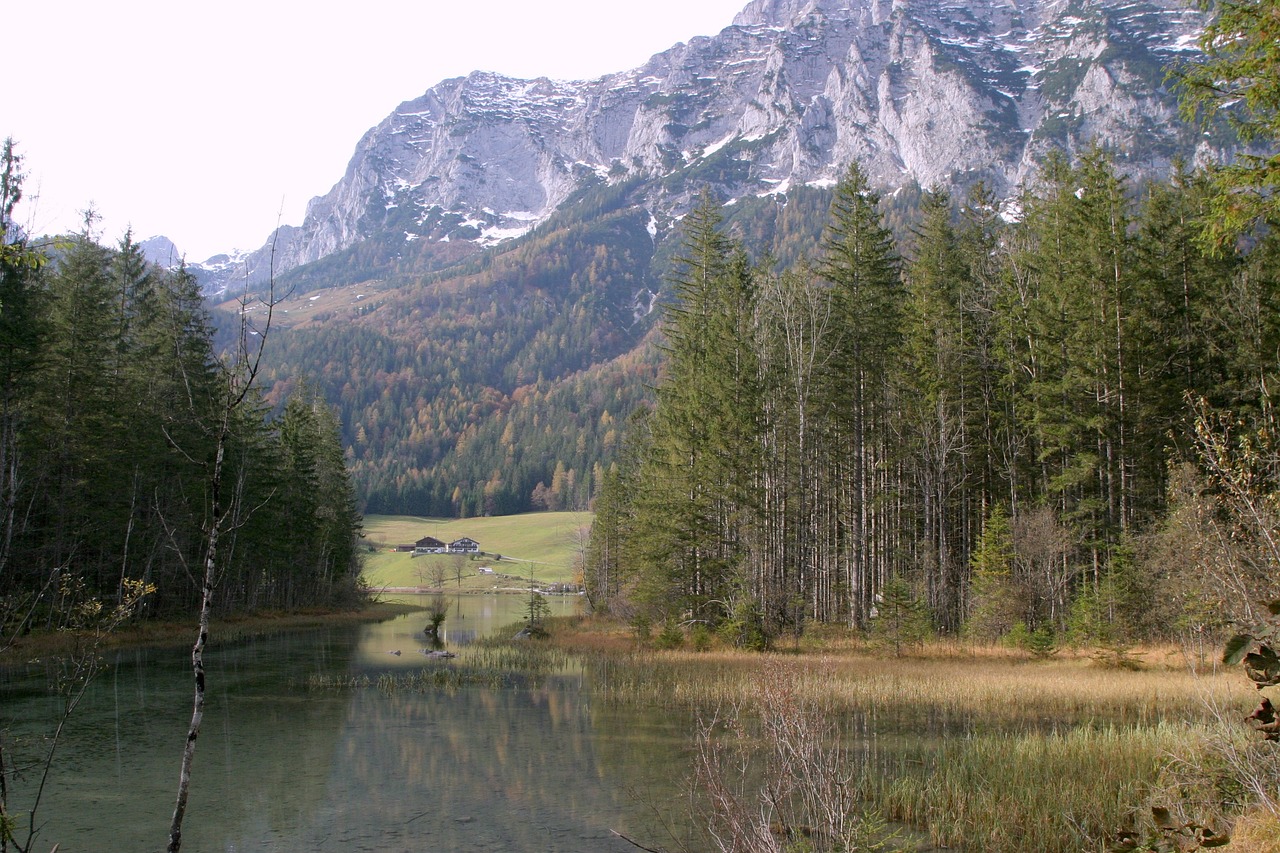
[0,140,363,633]
[585,151,1280,645]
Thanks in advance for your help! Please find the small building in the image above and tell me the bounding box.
[413,536,447,555]
[394,544,416,553]
[448,537,480,553]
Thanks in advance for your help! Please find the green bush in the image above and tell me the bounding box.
[655,618,685,650]
[1002,621,1032,650]
[1026,625,1058,659]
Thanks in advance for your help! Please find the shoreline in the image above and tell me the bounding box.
[0,601,421,664]
[377,586,580,595]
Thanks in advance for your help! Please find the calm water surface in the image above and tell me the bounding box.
[1,596,696,853]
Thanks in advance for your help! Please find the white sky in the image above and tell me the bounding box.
[7,0,748,261]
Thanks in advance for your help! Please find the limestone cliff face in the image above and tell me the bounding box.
[197,0,1210,293]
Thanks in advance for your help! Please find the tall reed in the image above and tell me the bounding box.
[870,723,1192,852]
[578,643,1255,853]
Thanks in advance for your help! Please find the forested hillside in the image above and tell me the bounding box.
[258,183,674,516]
[0,141,363,634]
[585,150,1280,643]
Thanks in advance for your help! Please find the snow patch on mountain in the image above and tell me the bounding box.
[194,0,1218,296]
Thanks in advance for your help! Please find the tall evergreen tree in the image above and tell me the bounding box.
[898,189,973,630]
[817,162,903,626]
[632,192,761,623]
[1175,0,1280,244]
[0,140,45,586]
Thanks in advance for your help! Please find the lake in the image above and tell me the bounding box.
[0,596,699,853]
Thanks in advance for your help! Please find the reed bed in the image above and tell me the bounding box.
[570,638,1262,853]
[586,648,1250,730]
[304,640,577,693]
[303,673,373,690]
[870,722,1193,852]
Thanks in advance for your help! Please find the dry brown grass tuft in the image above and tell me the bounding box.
[1227,810,1280,852]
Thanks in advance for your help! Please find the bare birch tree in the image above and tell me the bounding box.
[165,251,279,853]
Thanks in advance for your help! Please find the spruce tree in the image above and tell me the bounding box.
[1175,0,1280,244]
[817,162,902,626]
[966,506,1024,643]
[0,140,45,587]
[869,574,932,656]
[632,192,762,624]
[899,188,973,630]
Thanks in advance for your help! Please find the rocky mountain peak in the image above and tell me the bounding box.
[192,0,1215,297]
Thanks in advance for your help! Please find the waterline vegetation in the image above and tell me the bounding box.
[296,610,1266,853]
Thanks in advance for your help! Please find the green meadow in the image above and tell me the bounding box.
[360,512,592,590]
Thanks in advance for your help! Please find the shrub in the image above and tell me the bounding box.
[633,613,652,644]
[690,623,713,651]
[656,618,685,650]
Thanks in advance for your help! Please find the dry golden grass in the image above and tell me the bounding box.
[549,617,1269,853]
[1227,810,1280,852]
[566,627,1252,727]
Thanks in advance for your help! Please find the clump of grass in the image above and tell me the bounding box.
[302,673,372,690]
[871,723,1192,853]
[303,640,577,694]
[463,642,574,675]
[375,668,506,692]
[1225,809,1280,853]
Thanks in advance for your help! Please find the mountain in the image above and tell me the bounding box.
[192,0,1212,297]
[198,0,1225,516]
[137,235,184,268]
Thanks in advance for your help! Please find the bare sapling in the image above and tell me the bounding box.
[693,660,889,852]
[165,239,281,853]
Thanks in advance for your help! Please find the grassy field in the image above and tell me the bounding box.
[360,511,593,590]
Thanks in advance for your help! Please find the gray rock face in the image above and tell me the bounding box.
[195,0,1211,295]
[137,235,184,268]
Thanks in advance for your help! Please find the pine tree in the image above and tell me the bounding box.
[1131,165,1240,511]
[898,189,973,630]
[28,219,127,597]
[966,506,1024,643]
[1004,150,1140,573]
[631,192,762,624]
[869,574,932,656]
[0,140,46,586]
[817,162,903,626]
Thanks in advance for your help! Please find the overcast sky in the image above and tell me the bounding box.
[7,0,748,261]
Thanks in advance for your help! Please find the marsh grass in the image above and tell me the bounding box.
[305,639,577,693]
[871,722,1192,851]
[585,646,1246,728]
[563,627,1257,853]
